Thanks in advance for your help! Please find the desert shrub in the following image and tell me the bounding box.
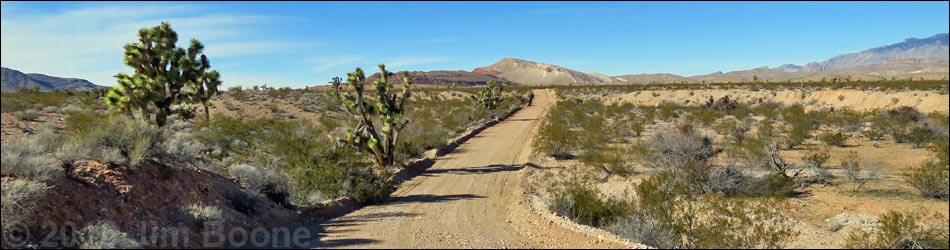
[197,115,389,205]
[845,210,949,249]
[802,147,832,169]
[932,135,949,166]
[227,164,291,206]
[14,109,41,121]
[641,127,715,182]
[686,108,721,127]
[907,161,949,200]
[548,182,629,227]
[703,166,758,197]
[841,152,881,192]
[59,116,161,168]
[905,127,935,148]
[42,105,61,114]
[63,111,110,134]
[827,108,865,132]
[756,118,777,138]
[784,125,810,149]
[819,131,848,147]
[828,219,844,233]
[226,86,248,101]
[77,221,141,249]
[1,178,49,239]
[286,145,387,204]
[862,127,887,141]
[534,109,575,159]
[1,90,74,113]
[726,136,769,169]
[611,171,797,249]
[714,118,750,144]
[182,203,224,226]
[2,139,63,182]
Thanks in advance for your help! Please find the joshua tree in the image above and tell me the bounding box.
[104,22,220,126]
[471,80,507,111]
[331,64,412,175]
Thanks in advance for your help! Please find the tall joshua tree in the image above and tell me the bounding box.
[105,22,220,126]
[331,64,412,175]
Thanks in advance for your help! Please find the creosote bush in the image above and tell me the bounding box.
[907,161,949,200]
[845,210,949,249]
[77,221,141,249]
[1,178,49,241]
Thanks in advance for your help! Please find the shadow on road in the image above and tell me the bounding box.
[387,194,486,205]
[424,164,523,175]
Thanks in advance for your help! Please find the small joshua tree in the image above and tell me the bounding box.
[331,64,412,175]
[471,80,507,112]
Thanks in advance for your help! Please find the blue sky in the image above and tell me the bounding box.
[2,1,948,88]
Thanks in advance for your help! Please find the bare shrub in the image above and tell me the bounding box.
[841,152,881,192]
[77,221,141,249]
[1,178,49,239]
[642,126,715,181]
[802,147,831,169]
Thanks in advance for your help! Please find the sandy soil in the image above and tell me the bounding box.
[292,90,633,249]
[608,89,949,113]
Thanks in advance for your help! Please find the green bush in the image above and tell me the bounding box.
[785,124,811,149]
[907,161,949,200]
[77,221,141,249]
[1,90,74,113]
[932,136,949,166]
[819,131,848,147]
[611,171,797,249]
[845,210,949,249]
[906,127,935,149]
[549,182,629,227]
[802,147,831,169]
[714,118,749,144]
[534,108,575,159]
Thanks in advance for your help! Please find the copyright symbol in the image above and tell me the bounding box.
[3,224,31,248]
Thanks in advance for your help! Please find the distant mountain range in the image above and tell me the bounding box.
[1,67,102,92]
[406,33,950,85]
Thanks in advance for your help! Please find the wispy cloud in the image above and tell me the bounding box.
[305,55,364,72]
[0,3,310,86]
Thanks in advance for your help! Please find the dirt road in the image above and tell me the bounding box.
[300,89,628,249]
